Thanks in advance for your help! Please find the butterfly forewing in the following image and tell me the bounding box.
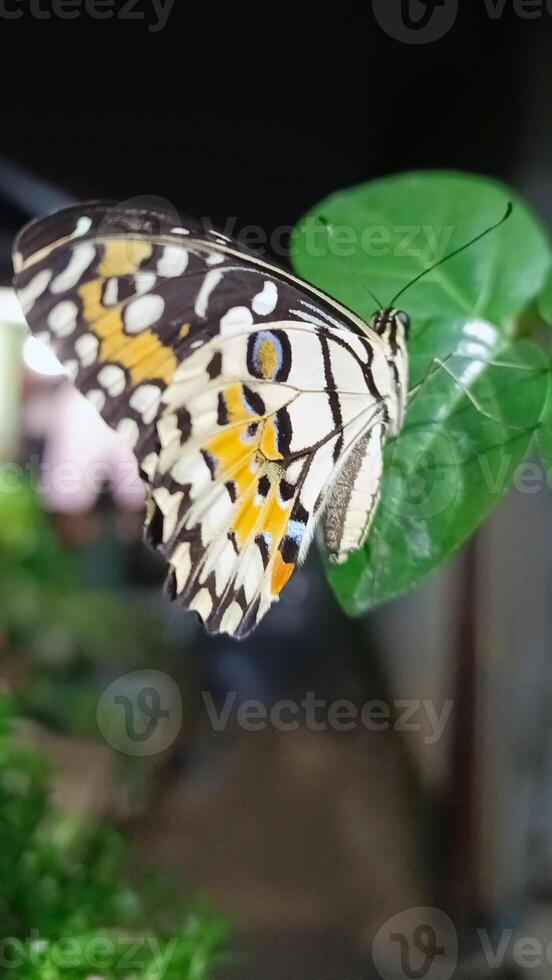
[13,202,405,637]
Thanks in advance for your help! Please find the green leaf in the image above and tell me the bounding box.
[291,171,551,614]
[538,267,552,324]
[536,270,552,470]
[538,358,552,473]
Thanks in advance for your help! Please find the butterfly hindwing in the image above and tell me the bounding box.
[143,321,386,637]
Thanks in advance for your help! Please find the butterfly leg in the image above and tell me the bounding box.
[407,354,453,403]
[411,356,533,431]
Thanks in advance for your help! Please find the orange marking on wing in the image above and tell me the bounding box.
[233,490,263,548]
[98,240,152,278]
[224,383,257,425]
[260,418,282,460]
[263,492,291,543]
[271,552,294,595]
[78,279,177,385]
[79,279,105,322]
[231,454,259,496]
[206,424,257,476]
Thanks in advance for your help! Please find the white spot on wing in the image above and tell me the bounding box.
[19,269,53,313]
[134,271,157,295]
[171,541,192,592]
[125,294,165,333]
[170,451,212,500]
[286,459,304,483]
[71,216,92,238]
[87,388,105,412]
[157,245,189,277]
[220,306,254,333]
[75,332,98,367]
[158,414,179,449]
[103,278,119,306]
[152,486,183,542]
[130,384,161,424]
[190,588,213,620]
[206,251,225,266]
[194,269,223,318]
[51,243,95,294]
[117,417,139,449]
[252,280,278,316]
[240,548,263,603]
[213,538,237,594]
[197,491,233,543]
[220,600,243,635]
[141,452,159,480]
[98,364,126,397]
[65,359,79,381]
[48,300,78,337]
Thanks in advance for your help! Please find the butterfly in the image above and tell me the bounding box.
[12,200,509,638]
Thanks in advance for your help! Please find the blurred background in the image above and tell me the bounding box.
[0,4,551,979]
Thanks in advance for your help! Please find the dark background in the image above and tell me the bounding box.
[0,4,543,263]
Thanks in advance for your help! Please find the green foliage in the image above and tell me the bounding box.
[0,696,229,979]
[0,468,182,736]
[538,267,552,325]
[539,379,552,476]
[292,171,551,614]
[537,272,552,472]
[0,467,167,662]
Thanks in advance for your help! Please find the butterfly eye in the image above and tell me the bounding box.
[397,311,411,334]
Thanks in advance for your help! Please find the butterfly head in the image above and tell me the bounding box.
[369,308,410,435]
[370,308,410,346]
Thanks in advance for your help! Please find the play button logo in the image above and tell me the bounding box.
[372,0,458,44]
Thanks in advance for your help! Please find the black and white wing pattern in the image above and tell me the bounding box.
[13,202,407,638]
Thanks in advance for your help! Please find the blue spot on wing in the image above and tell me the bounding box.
[287,520,306,544]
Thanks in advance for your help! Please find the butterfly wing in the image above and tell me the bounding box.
[13,202,395,637]
[14,201,267,469]
[146,320,389,637]
[322,421,386,565]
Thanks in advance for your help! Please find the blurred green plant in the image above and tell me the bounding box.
[292,171,552,614]
[0,695,229,979]
[0,470,186,736]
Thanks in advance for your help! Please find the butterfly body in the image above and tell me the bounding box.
[13,203,409,638]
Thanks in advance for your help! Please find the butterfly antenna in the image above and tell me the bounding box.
[391,202,514,307]
[316,215,384,310]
